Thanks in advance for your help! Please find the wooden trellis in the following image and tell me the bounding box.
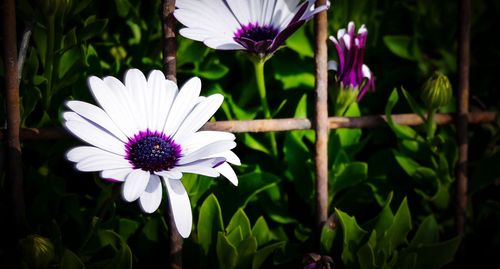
[0,0,486,268]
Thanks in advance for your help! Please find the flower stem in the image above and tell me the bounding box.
[252,59,277,156]
[43,14,55,112]
[425,109,437,139]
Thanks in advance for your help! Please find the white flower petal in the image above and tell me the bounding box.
[175,0,239,36]
[87,76,137,137]
[125,69,149,131]
[75,155,131,172]
[208,150,241,165]
[337,28,346,40]
[328,60,338,71]
[101,168,133,182]
[66,146,115,162]
[147,71,178,132]
[139,175,163,213]
[66,101,128,142]
[173,157,225,178]
[102,75,142,132]
[122,169,150,202]
[173,94,224,143]
[204,38,244,50]
[215,162,238,186]
[64,116,126,156]
[362,64,372,79]
[179,140,236,165]
[164,178,192,238]
[155,170,183,180]
[163,77,201,136]
[224,0,252,25]
[181,131,236,155]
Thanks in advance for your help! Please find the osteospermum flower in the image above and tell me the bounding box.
[174,0,330,59]
[63,69,239,238]
[328,21,375,101]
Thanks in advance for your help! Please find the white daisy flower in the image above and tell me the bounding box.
[63,69,240,238]
[174,0,330,59]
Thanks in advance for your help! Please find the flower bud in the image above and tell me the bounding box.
[421,72,452,110]
[19,235,55,269]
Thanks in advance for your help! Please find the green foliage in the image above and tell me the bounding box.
[1,0,498,268]
[336,195,461,269]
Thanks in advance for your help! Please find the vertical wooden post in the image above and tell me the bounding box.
[455,0,470,265]
[314,0,329,231]
[163,0,177,84]
[2,0,26,231]
[456,0,470,236]
[162,1,182,268]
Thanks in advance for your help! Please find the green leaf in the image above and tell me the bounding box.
[93,230,132,269]
[364,192,394,238]
[217,168,280,217]
[273,53,314,90]
[240,133,272,155]
[380,198,412,252]
[285,26,314,58]
[58,46,82,79]
[198,58,229,80]
[330,162,368,197]
[252,216,271,247]
[235,236,258,268]
[393,150,420,176]
[60,249,84,269]
[141,217,160,242]
[336,209,368,265]
[33,23,47,66]
[227,226,244,248]
[81,16,108,41]
[227,209,252,240]
[126,21,141,45]
[320,224,336,253]
[113,0,133,17]
[401,87,426,120]
[118,218,140,241]
[383,35,419,61]
[198,194,225,254]
[410,215,439,246]
[357,232,377,269]
[284,131,314,203]
[177,39,209,67]
[217,232,238,269]
[62,28,78,49]
[385,89,423,142]
[182,173,213,206]
[252,241,285,269]
[412,236,462,269]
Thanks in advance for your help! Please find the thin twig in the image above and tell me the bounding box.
[456,0,470,265]
[17,22,33,83]
[162,1,183,269]
[1,111,496,140]
[313,0,329,234]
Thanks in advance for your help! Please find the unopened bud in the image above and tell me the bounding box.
[19,235,55,269]
[421,72,452,110]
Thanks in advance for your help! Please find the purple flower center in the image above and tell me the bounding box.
[234,23,279,42]
[125,130,181,173]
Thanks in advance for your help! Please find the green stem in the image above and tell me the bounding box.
[252,59,277,156]
[425,109,437,139]
[253,60,271,118]
[44,15,55,112]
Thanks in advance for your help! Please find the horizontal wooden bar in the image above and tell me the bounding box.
[0,111,496,140]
